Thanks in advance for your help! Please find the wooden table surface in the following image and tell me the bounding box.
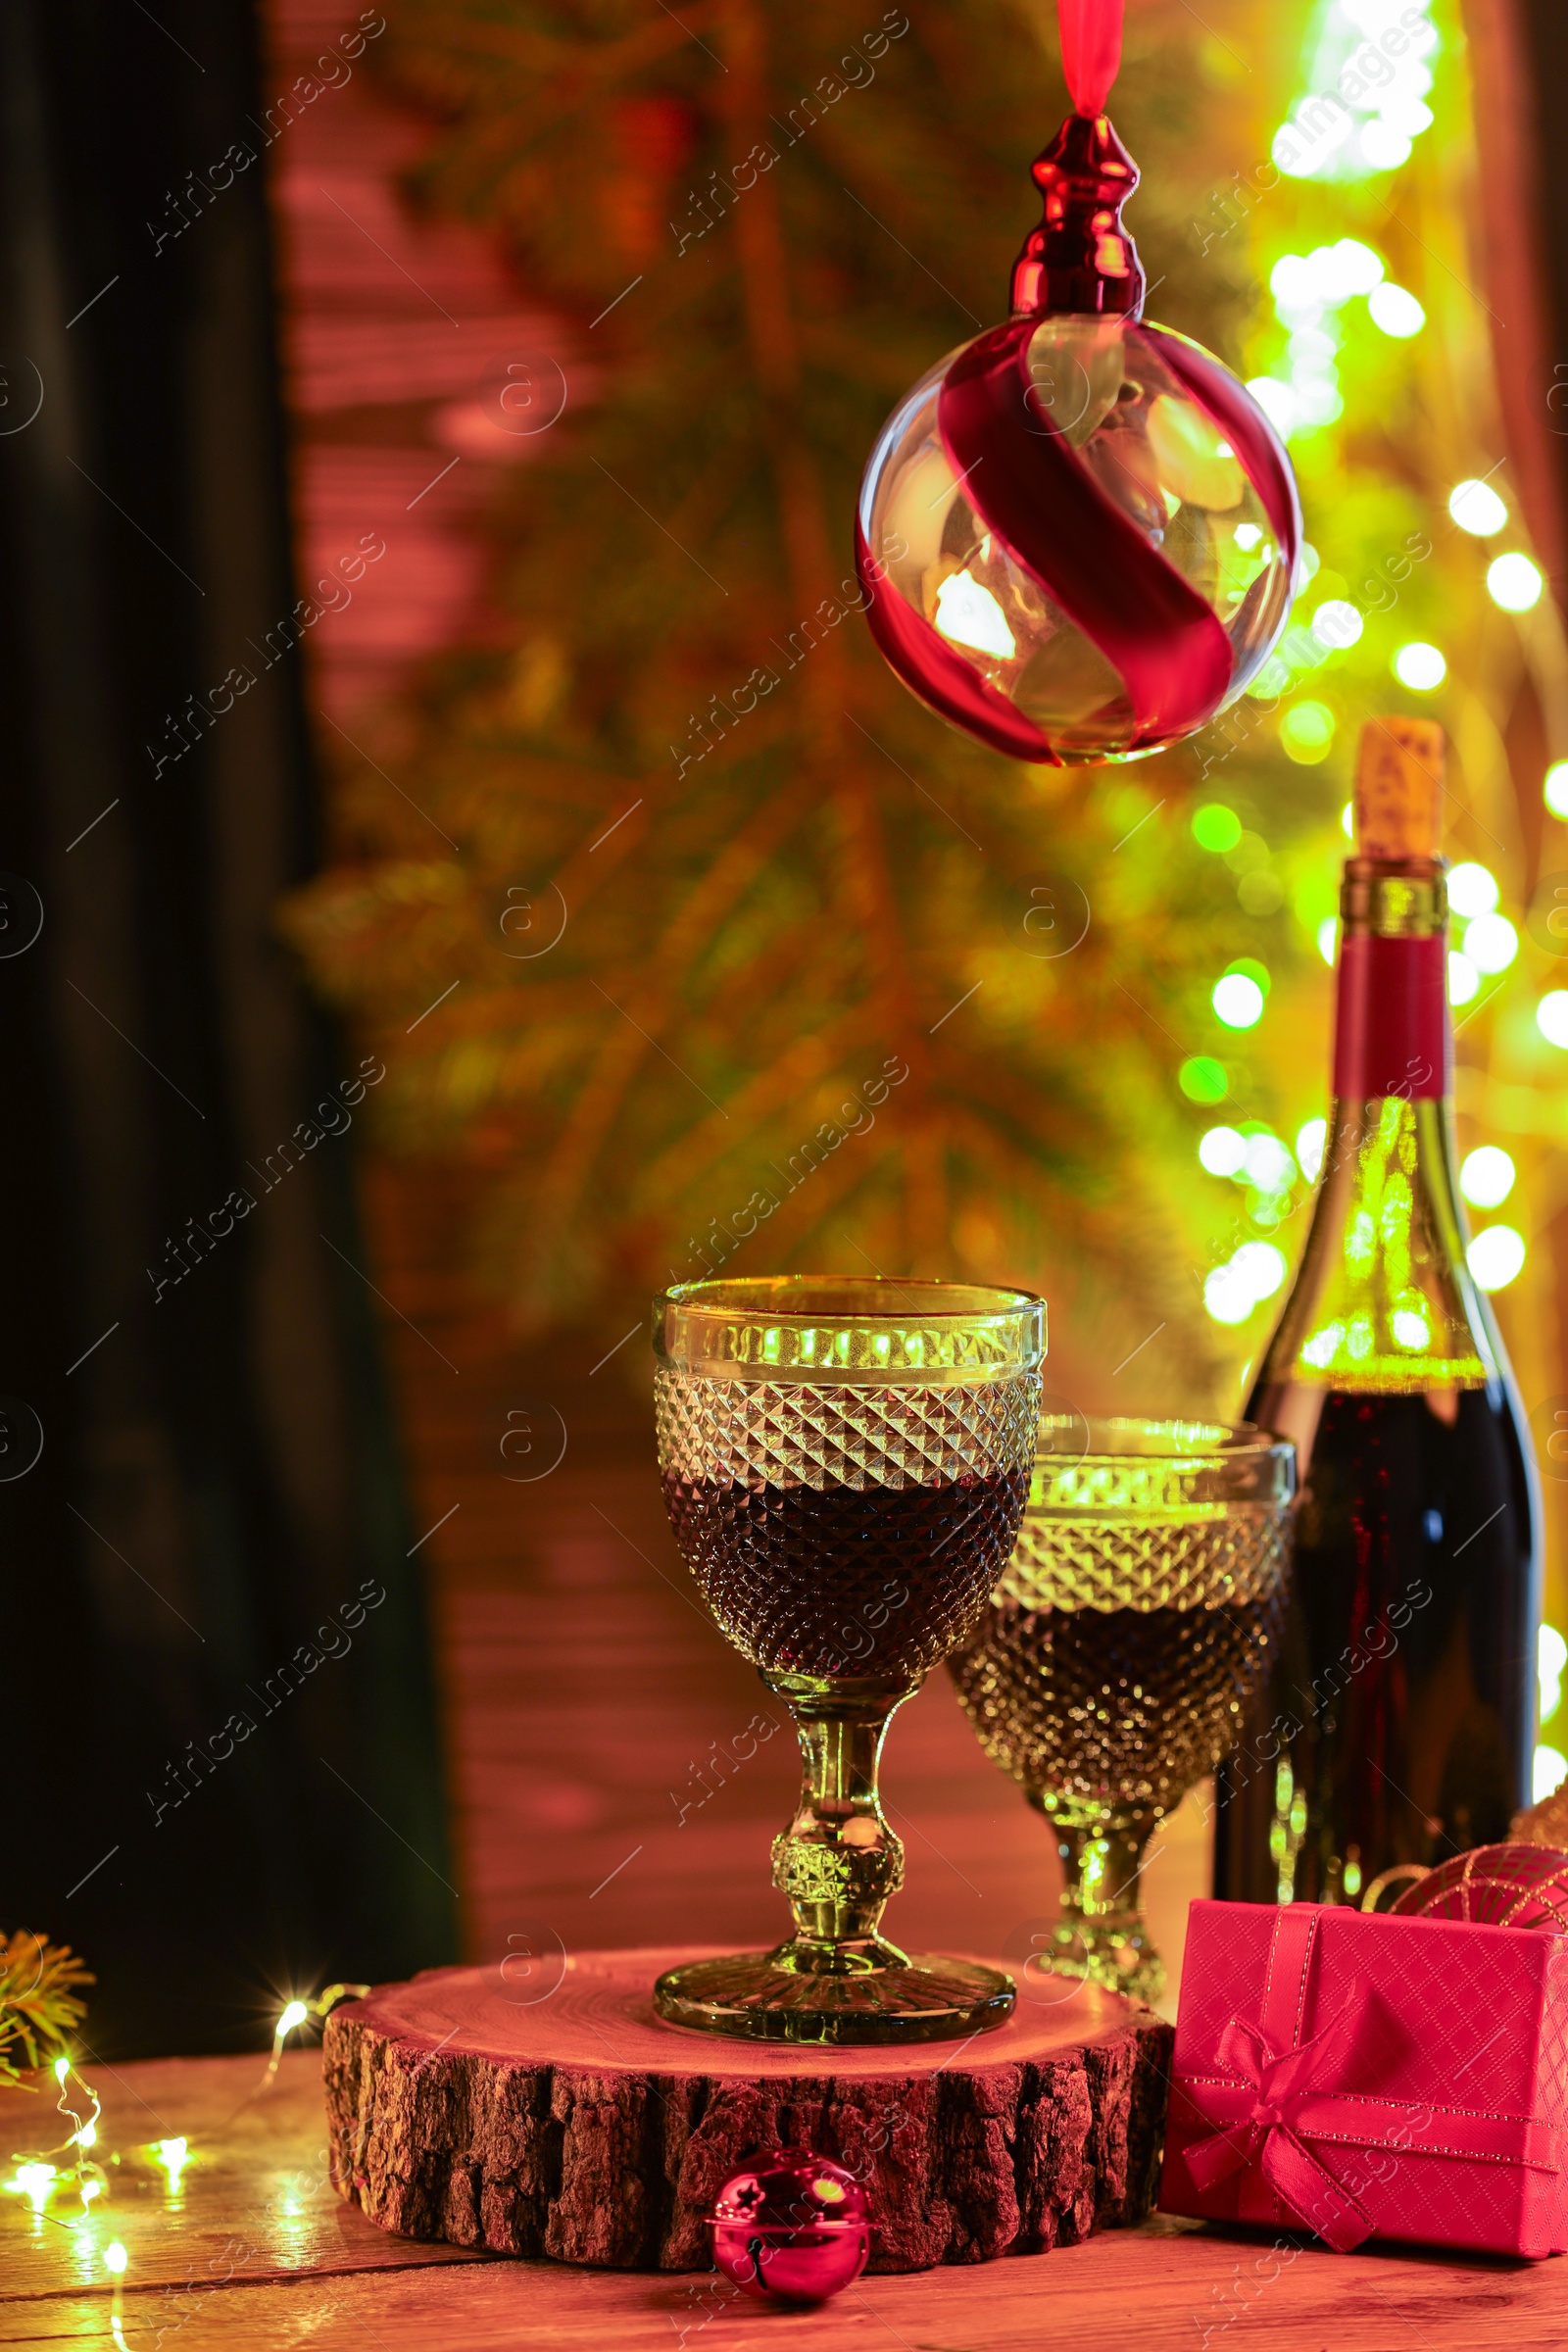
[1,2050,1565,2349]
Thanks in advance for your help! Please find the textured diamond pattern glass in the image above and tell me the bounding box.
[657,1371,1042,1678]
[650,1276,1045,2045]
[951,1417,1294,2002]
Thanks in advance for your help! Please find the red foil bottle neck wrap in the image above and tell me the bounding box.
[1332,932,1449,1102]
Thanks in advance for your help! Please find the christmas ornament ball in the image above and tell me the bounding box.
[858,307,1298,766]
[1390,1841,1568,1930]
[854,9,1301,771]
[709,2149,870,2303]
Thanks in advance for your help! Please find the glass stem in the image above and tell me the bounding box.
[1042,1803,1165,2001]
[764,1671,917,1974]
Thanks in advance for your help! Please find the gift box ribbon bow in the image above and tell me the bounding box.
[1179,1908,1560,2252]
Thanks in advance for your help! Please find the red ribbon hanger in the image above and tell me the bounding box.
[1056,0,1124,117]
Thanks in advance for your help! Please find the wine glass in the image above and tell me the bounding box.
[652,1275,1046,2043]
[950,1417,1295,2002]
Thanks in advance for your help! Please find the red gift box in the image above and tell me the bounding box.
[1158,1899,1568,2257]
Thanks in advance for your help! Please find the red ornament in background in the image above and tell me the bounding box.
[856,0,1300,765]
[1390,1842,1568,1930]
[710,2149,870,2303]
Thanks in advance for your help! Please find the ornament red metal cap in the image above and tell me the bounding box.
[1009,109,1144,318]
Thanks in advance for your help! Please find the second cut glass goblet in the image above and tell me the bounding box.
[950,1418,1295,2003]
[653,1276,1045,2043]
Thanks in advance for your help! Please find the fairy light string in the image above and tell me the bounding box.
[2,1982,368,2254]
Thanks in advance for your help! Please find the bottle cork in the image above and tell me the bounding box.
[1353,716,1444,859]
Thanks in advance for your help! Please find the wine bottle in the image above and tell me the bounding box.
[1213,717,1541,1907]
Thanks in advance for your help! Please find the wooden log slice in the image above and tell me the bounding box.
[323,1947,1172,2273]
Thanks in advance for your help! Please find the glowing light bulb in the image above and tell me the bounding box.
[1393,641,1445,690]
[1467,1226,1525,1291]
[4,2163,57,2214]
[73,2120,97,2151]
[1449,478,1507,536]
[932,572,1016,660]
[1446,861,1498,918]
[1460,1147,1515,1208]
[1545,761,1568,819]
[104,2243,128,2277]
[1488,553,1544,612]
[153,2136,190,2192]
[276,2001,310,2037]
[53,2058,70,2083]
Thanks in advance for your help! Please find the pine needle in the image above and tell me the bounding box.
[0,1933,94,2089]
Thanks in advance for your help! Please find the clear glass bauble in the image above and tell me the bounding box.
[858,314,1298,764]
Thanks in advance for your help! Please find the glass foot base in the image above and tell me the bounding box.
[653,1948,1015,2044]
[1050,1919,1165,2006]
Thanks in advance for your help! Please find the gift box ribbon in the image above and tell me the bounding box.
[1177,1907,1560,2251]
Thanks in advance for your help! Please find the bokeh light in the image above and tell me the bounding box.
[1448,478,1507,536]
[1199,1126,1247,1177]
[1537,991,1568,1048]
[1281,701,1335,761]
[1393,641,1446,690]
[1545,761,1568,819]
[1179,1056,1228,1103]
[1311,600,1362,650]
[1367,281,1424,337]
[1487,552,1544,612]
[1462,911,1518,975]
[1467,1226,1526,1291]
[1243,1132,1295,1193]
[1203,1241,1289,1325]
[1447,951,1480,1005]
[1212,972,1265,1029]
[1447,861,1498,918]
[1296,1116,1327,1183]
[1459,1146,1516,1208]
[1192,803,1243,853]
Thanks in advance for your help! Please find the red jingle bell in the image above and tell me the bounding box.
[856,0,1300,766]
[710,2148,870,2303]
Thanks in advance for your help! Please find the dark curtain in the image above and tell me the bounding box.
[0,0,457,2055]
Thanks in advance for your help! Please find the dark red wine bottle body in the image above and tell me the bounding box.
[1213,854,1541,1905]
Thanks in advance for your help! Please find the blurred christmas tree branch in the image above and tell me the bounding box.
[0,1934,92,2089]
[281,0,1300,1388]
